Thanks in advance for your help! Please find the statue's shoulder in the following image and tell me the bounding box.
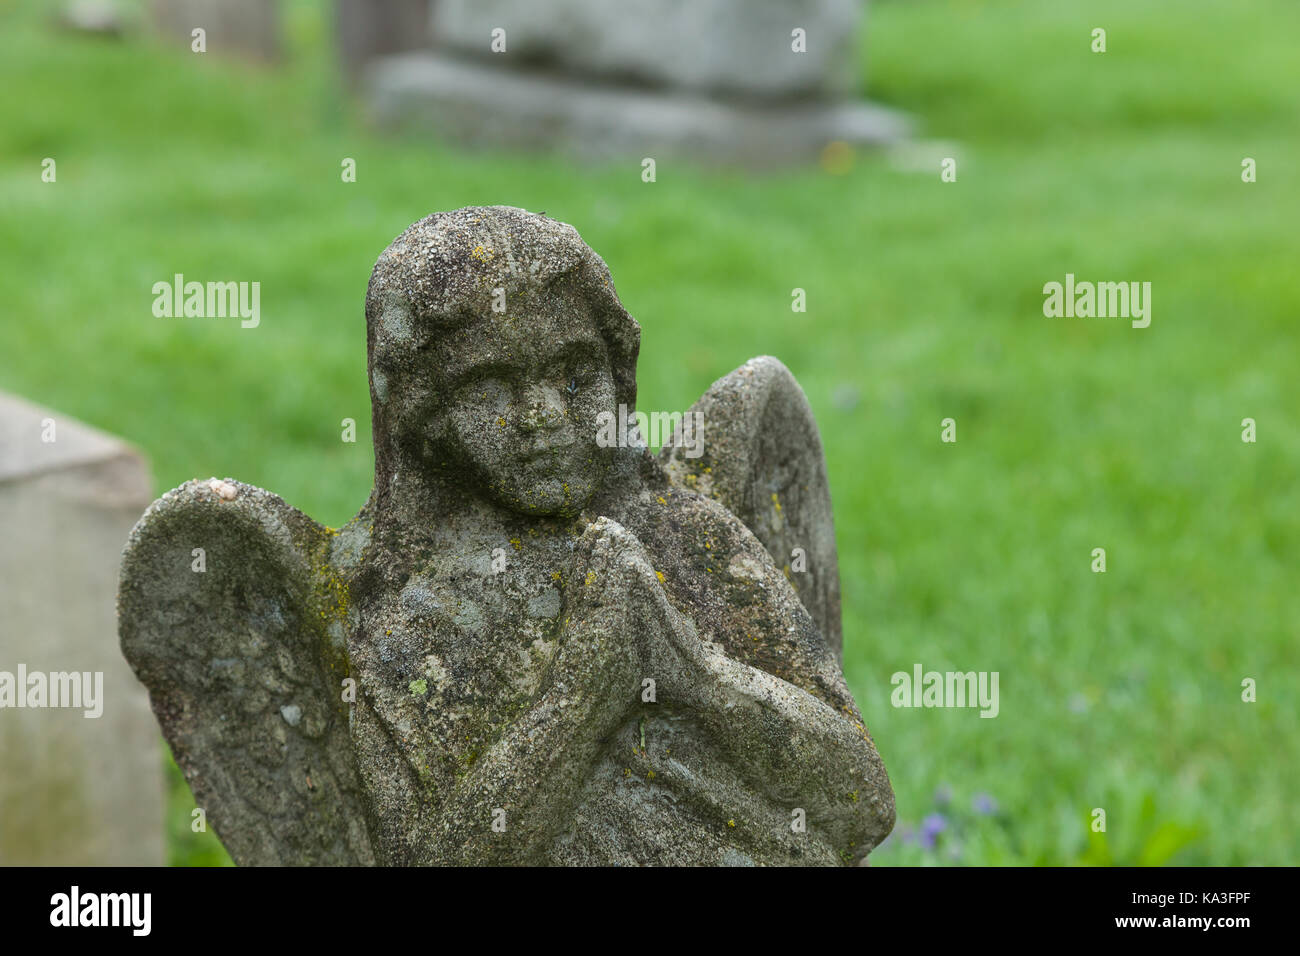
[613,478,855,715]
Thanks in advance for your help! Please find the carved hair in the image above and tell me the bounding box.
[366,206,638,402]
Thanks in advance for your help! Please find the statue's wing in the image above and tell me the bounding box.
[117,478,374,865]
[659,356,844,660]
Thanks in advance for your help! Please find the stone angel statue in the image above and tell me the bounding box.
[118,206,894,866]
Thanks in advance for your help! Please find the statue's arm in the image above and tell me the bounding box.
[639,489,897,860]
[430,509,894,864]
[646,485,860,714]
[666,631,895,861]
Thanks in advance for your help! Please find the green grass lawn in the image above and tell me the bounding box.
[2,0,1296,865]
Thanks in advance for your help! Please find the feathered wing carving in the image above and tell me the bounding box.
[659,356,845,660]
[118,479,374,865]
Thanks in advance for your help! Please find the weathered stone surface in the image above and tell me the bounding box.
[366,51,908,166]
[0,393,163,865]
[118,479,374,865]
[119,206,894,865]
[336,0,430,83]
[148,0,281,62]
[660,356,844,661]
[433,0,863,98]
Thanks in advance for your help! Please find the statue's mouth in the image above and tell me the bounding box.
[521,436,575,462]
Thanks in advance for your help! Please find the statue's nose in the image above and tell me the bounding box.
[520,384,564,431]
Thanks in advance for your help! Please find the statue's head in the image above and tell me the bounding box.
[365,207,640,517]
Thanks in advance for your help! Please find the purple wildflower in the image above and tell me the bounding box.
[972,792,998,816]
[920,813,947,849]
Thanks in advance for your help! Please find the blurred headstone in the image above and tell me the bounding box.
[434,0,859,98]
[0,393,164,865]
[58,0,128,37]
[366,0,908,166]
[337,0,431,84]
[148,0,281,62]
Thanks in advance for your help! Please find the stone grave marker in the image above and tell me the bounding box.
[0,392,164,865]
[366,0,908,166]
[148,0,281,62]
[336,0,431,84]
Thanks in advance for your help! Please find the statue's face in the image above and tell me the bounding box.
[375,284,618,517]
[443,296,617,516]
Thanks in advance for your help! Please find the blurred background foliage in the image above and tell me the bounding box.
[1,0,1296,865]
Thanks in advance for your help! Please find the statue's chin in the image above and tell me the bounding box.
[487,474,596,519]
